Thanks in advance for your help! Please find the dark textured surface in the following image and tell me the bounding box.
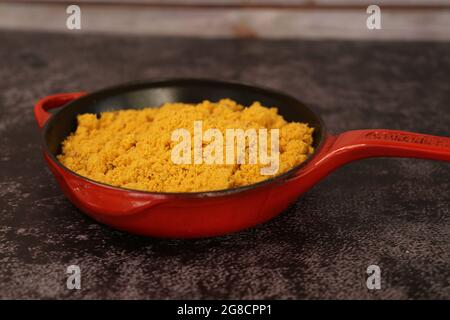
[0,31,449,299]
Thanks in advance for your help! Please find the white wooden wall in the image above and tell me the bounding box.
[1,1,450,40]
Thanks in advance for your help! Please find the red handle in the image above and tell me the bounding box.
[34,92,86,128]
[287,129,450,193]
[321,129,450,166]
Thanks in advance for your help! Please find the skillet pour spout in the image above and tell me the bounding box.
[34,79,450,238]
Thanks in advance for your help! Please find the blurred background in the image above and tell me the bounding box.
[1,0,449,40]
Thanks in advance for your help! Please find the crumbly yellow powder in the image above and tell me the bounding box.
[58,99,314,192]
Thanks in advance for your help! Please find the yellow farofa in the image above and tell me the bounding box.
[57,99,314,192]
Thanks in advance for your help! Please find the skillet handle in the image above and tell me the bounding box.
[326,129,450,164]
[286,129,449,195]
[34,92,87,128]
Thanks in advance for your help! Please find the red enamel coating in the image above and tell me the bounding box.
[34,92,87,128]
[34,93,450,238]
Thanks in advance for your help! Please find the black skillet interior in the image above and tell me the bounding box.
[45,79,325,164]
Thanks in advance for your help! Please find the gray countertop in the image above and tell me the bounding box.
[0,31,449,299]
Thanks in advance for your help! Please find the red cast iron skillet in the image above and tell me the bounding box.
[34,79,450,238]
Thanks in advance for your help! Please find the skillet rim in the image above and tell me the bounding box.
[42,78,328,197]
